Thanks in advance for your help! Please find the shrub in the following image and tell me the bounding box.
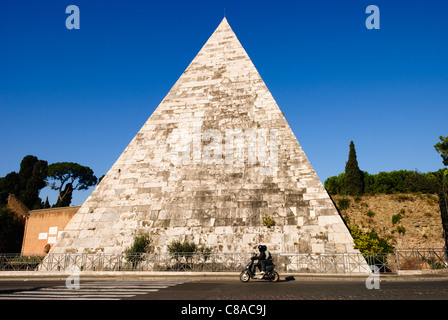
[167,239,197,255]
[197,245,213,262]
[392,214,402,225]
[349,225,394,254]
[366,210,376,218]
[392,210,405,225]
[263,214,275,228]
[124,232,153,266]
[396,226,406,235]
[167,239,200,269]
[337,198,350,211]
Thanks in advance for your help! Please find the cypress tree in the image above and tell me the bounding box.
[0,155,47,209]
[44,197,51,209]
[345,141,364,196]
[20,158,48,209]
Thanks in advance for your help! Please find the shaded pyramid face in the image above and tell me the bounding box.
[51,18,358,255]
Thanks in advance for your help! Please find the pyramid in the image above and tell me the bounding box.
[50,18,361,257]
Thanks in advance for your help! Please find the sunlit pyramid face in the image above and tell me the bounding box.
[49,18,364,265]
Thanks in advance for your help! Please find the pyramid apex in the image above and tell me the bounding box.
[218,16,230,27]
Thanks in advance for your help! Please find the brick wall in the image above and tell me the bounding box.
[7,194,29,219]
[21,206,80,255]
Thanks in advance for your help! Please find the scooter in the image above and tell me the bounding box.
[239,254,280,282]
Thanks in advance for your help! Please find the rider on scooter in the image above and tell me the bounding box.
[252,245,272,275]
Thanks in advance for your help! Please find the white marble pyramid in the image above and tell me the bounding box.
[50,18,362,258]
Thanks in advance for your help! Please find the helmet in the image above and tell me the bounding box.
[258,245,266,251]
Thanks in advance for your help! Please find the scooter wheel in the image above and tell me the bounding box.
[269,272,280,282]
[239,271,250,282]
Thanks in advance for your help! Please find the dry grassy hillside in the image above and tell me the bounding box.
[332,193,445,250]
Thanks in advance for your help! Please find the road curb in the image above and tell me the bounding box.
[1,269,448,281]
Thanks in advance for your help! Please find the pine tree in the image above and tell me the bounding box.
[47,162,97,207]
[345,141,364,196]
[53,183,73,208]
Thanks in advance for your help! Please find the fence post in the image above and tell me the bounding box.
[395,250,400,271]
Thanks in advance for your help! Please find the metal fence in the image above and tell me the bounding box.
[1,249,447,274]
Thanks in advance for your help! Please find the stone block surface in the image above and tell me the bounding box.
[49,18,362,260]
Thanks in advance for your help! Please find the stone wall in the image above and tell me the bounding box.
[333,194,445,249]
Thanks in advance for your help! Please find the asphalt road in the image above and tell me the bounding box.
[1,278,448,300]
[1,278,446,318]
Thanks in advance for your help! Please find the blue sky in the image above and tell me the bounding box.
[1,0,447,206]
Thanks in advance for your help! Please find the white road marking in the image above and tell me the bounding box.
[0,280,186,300]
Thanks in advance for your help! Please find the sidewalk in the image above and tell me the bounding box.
[1,269,448,281]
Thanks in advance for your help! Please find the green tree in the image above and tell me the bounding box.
[47,162,98,207]
[435,135,448,166]
[433,135,448,247]
[0,207,25,253]
[404,171,438,194]
[324,173,346,195]
[167,239,197,256]
[167,239,198,268]
[326,170,442,196]
[43,197,51,209]
[362,171,374,194]
[345,141,364,196]
[432,169,448,249]
[0,155,48,209]
[19,156,48,209]
[371,170,413,194]
[54,183,73,208]
[124,232,153,268]
[0,172,20,205]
